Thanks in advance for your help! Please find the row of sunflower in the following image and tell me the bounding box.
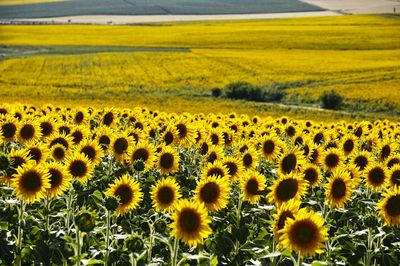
[0,103,399,265]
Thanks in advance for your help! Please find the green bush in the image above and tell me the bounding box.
[320,90,343,110]
[224,81,285,102]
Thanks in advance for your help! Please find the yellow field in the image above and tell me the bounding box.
[0,15,399,118]
[0,0,64,5]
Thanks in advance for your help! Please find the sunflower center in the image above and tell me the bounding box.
[207,168,224,178]
[304,168,318,185]
[40,122,53,137]
[82,146,96,161]
[21,170,42,192]
[290,220,318,247]
[133,148,149,162]
[207,152,217,164]
[381,145,391,160]
[200,142,209,155]
[50,137,69,149]
[277,211,294,230]
[281,154,297,174]
[114,138,129,154]
[325,153,339,168]
[243,154,253,167]
[59,126,70,135]
[391,170,400,186]
[310,150,319,164]
[49,168,63,188]
[388,158,400,169]
[28,148,42,163]
[303,145,310,156]
[386,195,400,216]
[69,160,87,178]
[164,132,174,145]
[2,122,17,139]
[103,112,114,126]
[200,182,220,204]
[343,140,354,153]
[276,178,298,201]
[99,135,111,148]
[75,112,84,123]
[20,124,35,140]
[160,153,174,169]
[313,133,324,144]
[115,184,133,205]
[72,131,83,144]
[157,186,174,205]
[176,124,187,138]
[178,209,201,234]
[368,167,385,185]
[239,145,248,153]
[263,140,275,155]
[53,147,65,160]
[246,178,259,195]
[224,162,238,177]
[354,156,368,170]
[211,134,219,145]
[7,156,26,176]
[331,179,346,199]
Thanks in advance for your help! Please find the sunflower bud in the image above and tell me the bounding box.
[133,160,145,172]
[105,196,119,211]
[154,219,167,233]
[0,154,10,171]
[125,235,144,253]
[74,210,96,232]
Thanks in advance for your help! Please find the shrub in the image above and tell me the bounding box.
[263,88,285,102]
[211,88,222,98]
[320,90,343,110]
[224,81,285,102]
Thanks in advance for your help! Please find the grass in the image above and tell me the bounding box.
[0,14,399,119]
[0,0,64,6]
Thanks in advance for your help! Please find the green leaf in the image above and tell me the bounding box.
[82,259,104,265]
[261,251,281,259]
[0,221,8,230]
[92,190,103,201]
[311,261,329,266]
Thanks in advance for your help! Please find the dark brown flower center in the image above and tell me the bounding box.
[386,195,400,216]
[276,178,298,201]
[2,122,17,139]
[178,209,201,234]
[49,168,63,188]
[207,168,224,178]
[160,153,174,169]
[343,140,354,153]
[290,220,318,247]
[164,131,174,145]
[115,184,133,205]
[21,170,42,192]
[224,162,238,177]
[103,112,114,126]
[246,178,259,195]
[157,186,174,205]
[114,138,128,154]
[69,160,87,178]
[72,131,83,144]
[53,147,65,160]
[281,154,297,174]
[82,146,96,161]
[200,182,220,204]
[133,148,149,162]
[304,168,318,185]
[368,167,385,186]
[354,156,368,170]
[325,153,339,168]
[263,140,275,155]
[176,124,187,139]
[277,211,294,230]
[391,170,400,186]
[20,124,35,140]
[243,154,253,167]
[331,178,346,199]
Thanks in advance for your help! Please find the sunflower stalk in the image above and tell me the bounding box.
[75,226,82,266]
[233,190,243,257]
[15,199,25,266]
[170,237,179,266]
[44,196,51,235]
[147,221,154,264]
[105,209,111,265]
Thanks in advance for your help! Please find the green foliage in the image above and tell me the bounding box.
[224,81,285,103]
[320,90,344,110]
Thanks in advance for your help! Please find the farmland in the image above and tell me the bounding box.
[0,14,400,119]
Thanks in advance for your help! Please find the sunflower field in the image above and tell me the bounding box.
[0,103,400,266]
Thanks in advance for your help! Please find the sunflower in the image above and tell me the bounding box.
[174,119,196,147]
[24,142,49,164]
[50,143,68,162]
[386,155,400,169]
[112,132,134,161]
[70,126,89,145]
[102,109,116,127]
[151,177,181,212]
[389,165,400,188]
[222,157,244,182]
[200,160,230,180]
[194,175,230,212]
[312,130,325,145]
[128,142,156,171]
[208,128,223,146]
[157,146,180,175]
[203,145,224,164]
[325,170,353,208]
[321,149,343,172]
[308,145,321,165]
[340,135,357,155]
[278,148,304,175]
[105,174,143,216]
[170,199,212,248]
[351,150,371,171]
[259,135,283,163]
[278,208,328,257]
[301,164,321,187]
[94,126,114,152]
[78,140,103,165]
[377,142,395,161]
[347,164,362,188]
[65,153,94,183]
[11,162,51,203]
[38,117,58,139]
[240,170,266,203]
[272,200,301,241]
[377,188,400,227]
[73,109,89,125]
[44,162,72,198]
[48,133,73,150]
[162,126,179,146]
[1,117,19,142]
[17,120,42,144]
[364,163,388,191]
[268,173,307,207]
[2,149,33,186]
[126,128,144,144]
[240,147,259,170]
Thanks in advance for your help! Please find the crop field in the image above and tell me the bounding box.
[1,103,400,265]
[0,0,64,6]
[0,0,323,19]
[0,14,399,118]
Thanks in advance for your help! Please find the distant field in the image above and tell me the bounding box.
[0,0,64,6]
[0,0,323,19]
[0,15,399,119]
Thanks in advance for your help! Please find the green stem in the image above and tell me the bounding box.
[105,210,111,265]
[76,227,81,266]
[44,196,50,234]
[15,200,24,266]
[171,238,179,266]
[66,189,74,234]
[297,252,302,266]
[147,222,154,264]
